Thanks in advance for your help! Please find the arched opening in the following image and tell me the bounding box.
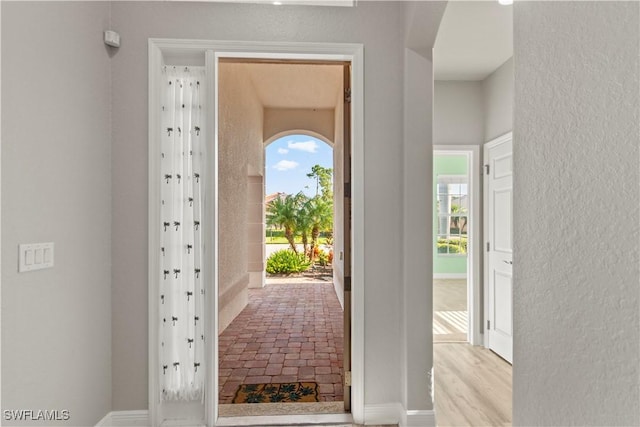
[264,129,334,149]
[264,133,335,264]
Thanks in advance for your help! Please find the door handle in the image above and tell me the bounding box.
[503,260,513,265]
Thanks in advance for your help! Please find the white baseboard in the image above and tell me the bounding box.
[99,406,433,427]
[433,273,466,280]
[404,409,436,427]
[364,403,404,425]
[364,403,436,427]
[96,410,149,427]
[161,420,205,427]
[217,413,351,426]
[95,413,111,427]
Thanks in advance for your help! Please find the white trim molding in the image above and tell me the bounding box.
[364,403,405,426]
[95,411,150,427]
[403,409,436,427]
[95,413,110,427]
[364,404,436,427]
[149,39,365,427]
[217,413,352,426]
[175,0,355,6]
[434,145,482,346]
[0,2,3,424]
[433,273,466,280]
[98,405,435,426]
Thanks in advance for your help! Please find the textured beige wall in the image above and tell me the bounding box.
[247,175,265,289]
[218,63,264,332]
[514,2,639,425]
[402,47,435,412]
[482,57,513,142]
[433,80,484,146]
[2,2,112,425]
[264,108,335,144]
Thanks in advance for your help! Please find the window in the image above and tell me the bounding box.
[436,175,468,255]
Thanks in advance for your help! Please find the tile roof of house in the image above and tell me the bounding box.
[265,192,286,204]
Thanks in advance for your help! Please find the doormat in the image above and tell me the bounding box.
[232,382,319,403]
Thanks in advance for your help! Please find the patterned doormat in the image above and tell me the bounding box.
[232,382,319,403]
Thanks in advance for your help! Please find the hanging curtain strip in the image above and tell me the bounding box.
[159,66,206,403]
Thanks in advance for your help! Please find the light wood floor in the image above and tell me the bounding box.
[434,279,467,342]
[434,279,467,311]
[434,343,512,427]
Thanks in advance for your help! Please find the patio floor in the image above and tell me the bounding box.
[218,279,344,404]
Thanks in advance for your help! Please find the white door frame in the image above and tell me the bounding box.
[433,145,481,346]
[0,5,3,424]
[482,132,513,352]
[148,39,365,427]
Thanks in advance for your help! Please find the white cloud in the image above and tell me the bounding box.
[273,160,299,171]
[277,148,289,155]
[287,140,318,153]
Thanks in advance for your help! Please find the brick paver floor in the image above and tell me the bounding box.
[218,281,344,404]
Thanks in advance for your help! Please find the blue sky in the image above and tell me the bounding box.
[265,135,333,197]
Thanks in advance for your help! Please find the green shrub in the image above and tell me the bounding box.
[316,250,330,266]
[437,237,467,254]
[266,228,285,238]
[266,249,311,274]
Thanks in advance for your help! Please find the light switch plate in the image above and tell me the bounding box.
[19,243,54,272]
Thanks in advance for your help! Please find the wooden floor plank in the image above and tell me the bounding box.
[434,279,467,311]
[434,279,468,343]
[434,343,512,427]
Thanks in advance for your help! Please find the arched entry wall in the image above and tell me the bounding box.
[264,107,335,145]
[264,129,334,148]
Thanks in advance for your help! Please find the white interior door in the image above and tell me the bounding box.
[485,135,513,363]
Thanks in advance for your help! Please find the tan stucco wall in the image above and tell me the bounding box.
[247,175,265,288]
[218,63,264,333]
[264,107,335,145]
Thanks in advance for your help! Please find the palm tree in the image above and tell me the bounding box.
[449,204,468,254]
[266,194,300,253]
[306,197,333,260]
[306,164,333,201]
[296,198,314,260]
[450,204,468,234]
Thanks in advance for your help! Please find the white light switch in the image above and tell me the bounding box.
[19,242,54,272]
[34,249,43,264]
[25,250,34,266]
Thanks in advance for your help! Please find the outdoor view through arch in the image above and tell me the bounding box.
[265,135,334,269]
[218,134,345,409]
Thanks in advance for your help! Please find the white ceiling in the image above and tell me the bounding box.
[434,1,513,81]
[242,62,343,109]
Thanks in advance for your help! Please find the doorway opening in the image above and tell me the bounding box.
[216,59,351,419]
[433,153,470,343]
[433,147,481,346]
[148,40,364,427]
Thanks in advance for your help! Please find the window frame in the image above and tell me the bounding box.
[436,174,469,257]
